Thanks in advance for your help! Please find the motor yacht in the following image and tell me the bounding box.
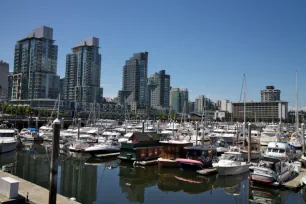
[84,138,120,156]
[249,156,297,185]
[0,129,17,153]
[214,147,250,176]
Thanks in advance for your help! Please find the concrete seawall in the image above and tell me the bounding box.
[0,170,80,204]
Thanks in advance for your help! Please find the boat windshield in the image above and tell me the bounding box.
[267,148,285,153]
[222,154,237,161]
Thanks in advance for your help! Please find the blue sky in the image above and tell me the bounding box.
[1,0,306,108]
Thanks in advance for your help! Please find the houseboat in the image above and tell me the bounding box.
[175,146,217,171]
[158,140,193,168]
[118,132,161,162]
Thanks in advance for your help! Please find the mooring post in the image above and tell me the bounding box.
[195,122,198,146]
[142,120,145,133]
[248,123,251,162]
[302,123,305,154]
[49,118,60,204]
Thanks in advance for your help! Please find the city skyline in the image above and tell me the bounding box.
[1,1,306,107]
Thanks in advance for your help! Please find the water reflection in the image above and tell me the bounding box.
[249,185,290,204]
[2,143,304,204]
[119,163,159,203]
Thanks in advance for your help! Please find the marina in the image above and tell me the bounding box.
[0,119,304,203]
[0,144,305,204]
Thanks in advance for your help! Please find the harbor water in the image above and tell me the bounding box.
[0,144,305,204]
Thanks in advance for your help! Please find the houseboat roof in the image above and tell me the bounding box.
[184,145,216,151]
[159,140,193,145]
[124,132,134,137]
[132,132,160,141]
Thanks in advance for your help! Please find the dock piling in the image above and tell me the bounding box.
[248,123,251,162]
[49,118,60,204]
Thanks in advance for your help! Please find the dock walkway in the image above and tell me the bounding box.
[0,170,80,204]
[283,168,306,190]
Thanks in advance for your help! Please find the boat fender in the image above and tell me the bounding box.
[69,197,77,201]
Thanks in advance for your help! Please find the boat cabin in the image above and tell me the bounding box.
[0,129,16,137]
[265,142,295,160]
[176,146,217,171]
[159,141,193,160]
[119,132,161,161]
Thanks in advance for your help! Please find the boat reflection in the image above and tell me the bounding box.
[249,185,290,204]
[119,163,159,203]
[217,172,249,196]
[158,168,217,194]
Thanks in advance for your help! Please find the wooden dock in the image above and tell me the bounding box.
[133,160,158,166]
[95,152,120,158]
[283,168,306,190]
[0,170,80,204]
[196,168,217,176]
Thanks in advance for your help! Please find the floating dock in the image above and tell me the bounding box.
[0,170,80,204]
[283,168,306,190]
[95,152,120,158]
[133,160,158,166]
[196,168,217,176]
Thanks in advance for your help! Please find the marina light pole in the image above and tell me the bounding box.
[49,118,60,204]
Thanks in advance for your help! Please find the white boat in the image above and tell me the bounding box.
[19,128,41,141]
[0,129,17,153]
[250,156,296,185]
[212,138,229,155]
[260,129,278,146]
[68,140,90,152]
[84,139,120,156]
[215,150,250,176]
[264,141,295,161]
[289,132,302,149]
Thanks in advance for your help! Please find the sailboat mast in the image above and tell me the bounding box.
[57,94,60,119]
[243,74,246,145]
[296,72,299,133]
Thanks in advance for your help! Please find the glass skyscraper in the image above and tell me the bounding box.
[119,52,148,108]
[12,26,59,100]
[64,37,102,106]
[148,70,170,109]
[170,88,189,113]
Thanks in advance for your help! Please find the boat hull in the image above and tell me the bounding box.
[0,141,16,153]
[250,174,275,184]
[157,158,179,168]
[85,148,120,156]
[217,164,250,176]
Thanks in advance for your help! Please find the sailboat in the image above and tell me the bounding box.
[239,74,261,160]
[289,72,303,149]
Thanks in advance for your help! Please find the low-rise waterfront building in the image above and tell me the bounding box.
[232,101,288,122]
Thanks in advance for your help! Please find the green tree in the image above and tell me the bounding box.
[25,106,32,115]
[170,111,176,120]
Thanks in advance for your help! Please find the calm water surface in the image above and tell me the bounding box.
[0,144,305,204]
